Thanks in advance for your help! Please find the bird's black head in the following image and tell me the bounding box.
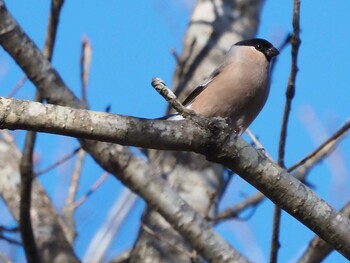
[235,38,279,61]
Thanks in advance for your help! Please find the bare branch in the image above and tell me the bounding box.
[8,76,28,97]
[298,202,350,263]
[245,128,274,162]
[0,233,21,246]
[0,226,19,232]
[80,36,92,103]
[151,77,194,117]
[63,148,86,243]
[214,192,265,223]
[1,97,350,260]
[289,120,350,172]
[170,47,180,65]
[35,147,81,176]
[19,103,41,263]
[0,97,207,151]
[278,0,301,168]
[271,0,301,261]
[73,172,109,210]
[43,0,65,61]
[270,206,282,263]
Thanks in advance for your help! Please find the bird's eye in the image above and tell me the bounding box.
[256,44,263,51]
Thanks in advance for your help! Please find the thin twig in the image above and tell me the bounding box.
[204,190,217,220]
[288,120,350,172]
[152,77,223,132]
[219,169,235,201]
[278,0,301,169]
[7,76,28,97]
[214,191,265,223]
[0,233,21,246]
[270,34,291,74]
[81,36,92,102]
[245,128,274,162]
[43,0,65,61]
[73,172,109,209]
[270,206,282,263]
[271,1,301,262]
[151,78,194,117]
[0,226,19,232]
[170,47,181,65]
[35,147,81,176]
[66,150,86,208]
[63,148,86,243]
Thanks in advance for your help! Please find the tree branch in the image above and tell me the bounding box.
[272,0,301,261]
[151,78,194,117]
[19,93,41,263]
[1,97,350,260]
[298,202,350,263]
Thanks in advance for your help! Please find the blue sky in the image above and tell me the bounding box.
[1,1,349,262]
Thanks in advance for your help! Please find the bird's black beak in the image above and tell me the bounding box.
[266,47,280,61]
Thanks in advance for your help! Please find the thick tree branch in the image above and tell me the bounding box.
[1,97,350,260]
[0,98,208,151]
[298,202,350,263]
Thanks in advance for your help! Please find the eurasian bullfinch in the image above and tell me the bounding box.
[168,38,279,135]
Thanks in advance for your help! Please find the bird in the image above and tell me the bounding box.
[167,38,279,135]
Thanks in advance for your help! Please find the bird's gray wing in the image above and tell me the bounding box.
[181,64,225,106]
